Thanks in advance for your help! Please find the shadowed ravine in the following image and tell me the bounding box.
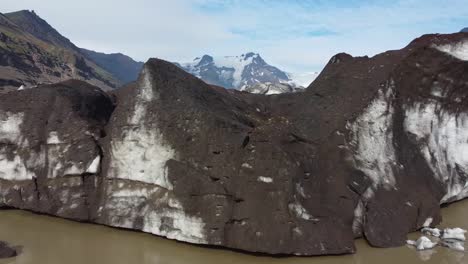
[0,199,467,264]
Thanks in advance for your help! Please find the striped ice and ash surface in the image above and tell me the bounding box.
[102,67,207,244]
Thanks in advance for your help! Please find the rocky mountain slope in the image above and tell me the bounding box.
[5,10,78,51]
[0,10,143,91]
[1,32,468,256]
[80,49,144,84]
[461,28,468,33]
[178,53,318,91]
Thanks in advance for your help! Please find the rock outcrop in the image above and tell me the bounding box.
[80,49,144,84]
[1,32,468,256]
[0,241,16,259]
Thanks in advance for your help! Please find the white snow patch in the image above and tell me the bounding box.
[45,141,90,178]
[349,84,396,194]
[0,112,35,181]
[296,183,306,198]
[104,68,207,244]
[265,89,283,95]
[143,207,206,244]
[47,131,62,144]
[63,164,82,175]
[422,227,441,238]
[86,156,101,174]
[105,186,207,244]
[47,145,68,178]
[241,163,253,169]
[0,154,32,181]
[112,188,152,198]
[45,132,87,178]
[292,227,303,235]
[431,82,445,98]
[407,236,437,250]
[423,217,433,227]
[435,41,468,61]
[289,202,319,221]
[212,54,255,87]
[257,176,273,183]
[352,200,365,235]
[404,101,468,203]
[441,228,466,241]
[0,112,24,143]
[109,68,175,189]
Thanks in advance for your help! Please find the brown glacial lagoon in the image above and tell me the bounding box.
[0,200,467,264]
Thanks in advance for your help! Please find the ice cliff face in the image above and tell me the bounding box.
[99,67,207,244]
[1,32,468,256]
[404,102,468,203]
[0,80,114,220]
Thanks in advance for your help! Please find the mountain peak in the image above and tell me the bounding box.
[179,52,311,90]
[14,9,37,16]
[6,10,44,25]
[243,52,258,59]
[4,9,77,51]
[197,55,214,66]
[461,27,468,33]
[0,9,143,89]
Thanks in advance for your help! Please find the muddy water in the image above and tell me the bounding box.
[0,200,467,264]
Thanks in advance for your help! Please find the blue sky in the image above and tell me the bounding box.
[2,0,468,72]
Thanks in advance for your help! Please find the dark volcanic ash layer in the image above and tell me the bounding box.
[0,32,468,255]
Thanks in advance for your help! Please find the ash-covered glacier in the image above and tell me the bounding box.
[1,32,468,256]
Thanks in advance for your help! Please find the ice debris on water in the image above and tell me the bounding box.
[441,228,466,241]
[407,225,466,253]
[406,236,437,250]
[421,227,441,238]
[441,239,465,251]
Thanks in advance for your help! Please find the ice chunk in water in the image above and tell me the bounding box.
[421,227,441,238]
[407,236,437,251]
[441,228,466,241]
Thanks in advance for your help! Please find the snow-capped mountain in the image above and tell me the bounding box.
[178,53,318,92]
